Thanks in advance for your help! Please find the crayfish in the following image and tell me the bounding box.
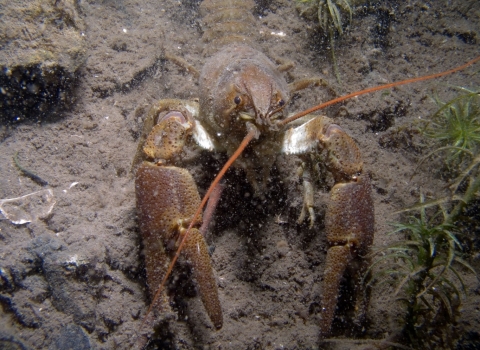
[131,0,480,345]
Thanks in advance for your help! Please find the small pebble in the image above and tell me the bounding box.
[276,240,289,257]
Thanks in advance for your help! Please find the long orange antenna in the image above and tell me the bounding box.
[200,182,225,236]
[140,127,257,330]
[280,55,480,126]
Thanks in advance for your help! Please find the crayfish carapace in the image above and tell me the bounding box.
[132,0,480,344]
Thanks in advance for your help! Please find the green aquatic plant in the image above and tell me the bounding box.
[367,89,480,348]
[316,0,352,36]
[367,196,476,348]
[422,88,480,169]
[418,87,480,221]
[296,0,353,83]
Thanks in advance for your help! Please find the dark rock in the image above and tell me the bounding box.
[0,330,30,350]
[49,324,91,350]
[0,0,86,123]
[28,235,106,332]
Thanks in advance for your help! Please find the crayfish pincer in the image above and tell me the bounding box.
[134,105,223,330]
[135,163,223,330]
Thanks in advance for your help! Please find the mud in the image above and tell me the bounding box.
[0,0,479,349]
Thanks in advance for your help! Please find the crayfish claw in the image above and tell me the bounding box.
[181,228,223,329]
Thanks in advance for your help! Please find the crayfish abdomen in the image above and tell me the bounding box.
[200,0,257,52]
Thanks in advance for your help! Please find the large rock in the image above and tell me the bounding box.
[0,0,86,122]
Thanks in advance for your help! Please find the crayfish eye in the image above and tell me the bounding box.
[234,96,242,105]
[278,99,285,107]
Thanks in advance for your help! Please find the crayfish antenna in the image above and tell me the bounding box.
[200,182,225,237]
[134,127,258,346]
[281,54,480,126]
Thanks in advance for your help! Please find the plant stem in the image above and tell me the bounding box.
[329,27,341,84]
[447,175,480,224]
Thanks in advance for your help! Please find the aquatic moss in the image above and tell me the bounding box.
[423,89,480,170]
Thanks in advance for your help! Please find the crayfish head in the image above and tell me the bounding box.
[199,44,290,148]
[233,64,289,131]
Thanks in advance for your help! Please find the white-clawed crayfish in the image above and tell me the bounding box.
[131,0,480,344]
